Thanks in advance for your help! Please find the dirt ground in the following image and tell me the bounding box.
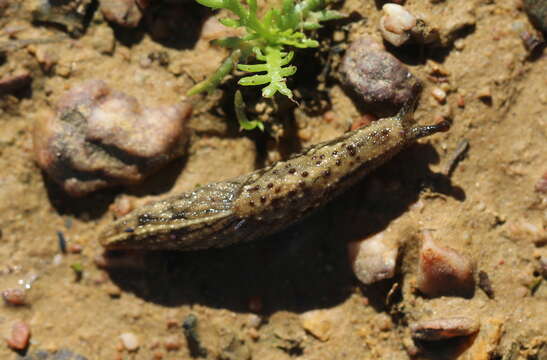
[0,0,546,359]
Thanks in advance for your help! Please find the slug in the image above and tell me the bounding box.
[100,102,448,251]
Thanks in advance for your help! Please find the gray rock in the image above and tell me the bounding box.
[341,36,421,117]
[33,80,192,196]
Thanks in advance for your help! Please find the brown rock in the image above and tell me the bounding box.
[341,36,421,117]
[100,0,145,28]
[33,80,192,196]
[2,288,26,305]
[410,317,480,341]
[417,231,475,298]
[6,321,31,350]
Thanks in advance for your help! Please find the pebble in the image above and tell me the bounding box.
[109,195,135,218]
[431,87,447,103]
[31,0,92,36]
[120,332,139,351]
[417,231,475,298]
[476,86,492,100]
[478,270,495,299]
[410,317,480,341]
[163,335,182,351]
[100,0,145,28]
[379,3,416,46]
[300,309,339,342]
[341,36,421,117]
[6,320,31,350]
[91,25,116,55]
[245,314,262,329]
[348,232,399,285]
[33,80,192,196]
[2,287,26,305]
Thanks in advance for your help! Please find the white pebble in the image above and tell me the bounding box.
[379,4,416,46]
[431,87,447,103]
[120,332,139,351]
[348,232,399,285]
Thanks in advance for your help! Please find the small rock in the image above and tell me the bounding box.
[0,71,32,96]
[431,87,447,104]
[341,36,421,117]
[417,231,475,298]
[410,317,480,341]
[2,288,26,305]
[6,320,31,350]
[31,0,93,36]
[478,270,495,299]
[245,314,261,329]
[100,0,145,28]
[300,309,339,342]
[476,86,492,101]
[348,232,399,285]
[163,335,182,351]
[379,3,416,46]
[524,0,547,33]
[91,25,116,55]
[109,195,135,218]
[120,332,139,351]
[33,80,192,196]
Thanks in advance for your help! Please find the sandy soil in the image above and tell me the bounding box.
[0,0,545,359]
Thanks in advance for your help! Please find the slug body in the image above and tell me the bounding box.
[100,104,447,251]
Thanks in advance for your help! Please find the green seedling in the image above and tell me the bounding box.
[188,0,343,107]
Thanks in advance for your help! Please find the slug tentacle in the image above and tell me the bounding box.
[100,102,449,251]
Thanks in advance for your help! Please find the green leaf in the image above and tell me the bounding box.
[234,90,264,131]
[237,63,269,72]
[238,74,271,86]
[195,0,225,9]
[219,18,240,27]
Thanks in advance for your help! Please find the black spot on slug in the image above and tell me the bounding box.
[347,144,356,156]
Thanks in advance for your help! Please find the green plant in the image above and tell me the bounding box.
[188,0,343,106]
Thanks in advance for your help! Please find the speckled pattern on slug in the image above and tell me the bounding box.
[100,104,447,251]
